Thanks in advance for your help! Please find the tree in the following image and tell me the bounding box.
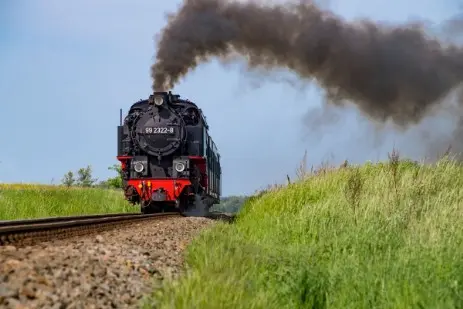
[76,165,97,187]
[106,164,123,189]
[60,163,122,189]
[61,171,76,187]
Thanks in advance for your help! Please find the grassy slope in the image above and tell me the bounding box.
[144,157,463,309]
[0,184,133,220]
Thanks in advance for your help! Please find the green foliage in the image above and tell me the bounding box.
[211,195,248,213]
[61,163,123,189]
[61,171,76,187]
[1,163,128,220]
[76,165,98,187]
[102,164,123,189]
[143,155,463,309]
[0,184,132,220]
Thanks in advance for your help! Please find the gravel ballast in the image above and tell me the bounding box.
[0,216,215,308]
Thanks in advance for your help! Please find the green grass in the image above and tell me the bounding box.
[0,184,133,220]
[143,154,463,309]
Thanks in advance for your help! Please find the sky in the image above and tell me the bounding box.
[0,0,460,196]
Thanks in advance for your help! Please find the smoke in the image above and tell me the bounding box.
[183,195,209,217]
[151,0,463,155]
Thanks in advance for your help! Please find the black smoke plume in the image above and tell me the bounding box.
[151,0,463,128]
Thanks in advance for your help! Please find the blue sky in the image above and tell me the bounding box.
[0,0,460,196]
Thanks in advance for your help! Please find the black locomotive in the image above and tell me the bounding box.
[117,91,221,214]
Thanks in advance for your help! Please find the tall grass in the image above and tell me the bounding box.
[0,184,133,220]
[143,152,463,309]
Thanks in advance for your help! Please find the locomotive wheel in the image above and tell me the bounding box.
[140,203,152,214]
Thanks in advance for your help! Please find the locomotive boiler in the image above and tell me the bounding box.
[116,91,221,214]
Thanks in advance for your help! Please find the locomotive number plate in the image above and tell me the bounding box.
[144,127,175,134]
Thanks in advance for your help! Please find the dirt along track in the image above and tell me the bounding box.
[0,213,225,308]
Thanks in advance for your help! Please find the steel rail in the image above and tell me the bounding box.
[0,213,179,234]
[0,212,180,246]
[0,212,143,227]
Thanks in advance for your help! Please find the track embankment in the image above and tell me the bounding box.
[0,216,216,308]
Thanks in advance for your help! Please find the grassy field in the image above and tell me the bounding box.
[143,153,463,309]
[0,184,133,220]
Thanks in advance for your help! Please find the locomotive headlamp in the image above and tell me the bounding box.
[175,162,185,172]
[134,162,144,173]
[154,95,164,106]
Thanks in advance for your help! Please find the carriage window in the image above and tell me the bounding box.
[208,137,211,160]
[203,127,207,157]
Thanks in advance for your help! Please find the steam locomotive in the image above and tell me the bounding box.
[116,91,221,214]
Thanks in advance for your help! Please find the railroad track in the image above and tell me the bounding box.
[0,212,180,247]
[0,212,236,247]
